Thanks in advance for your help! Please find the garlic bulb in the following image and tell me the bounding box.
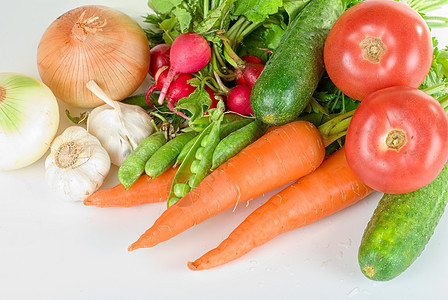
[45,126,111,202]
[86,80,154,166]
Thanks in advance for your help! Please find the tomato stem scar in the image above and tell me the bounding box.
[360,36,387,63]
[386,129,407,151]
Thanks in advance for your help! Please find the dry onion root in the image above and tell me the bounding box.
[37,5,150,108]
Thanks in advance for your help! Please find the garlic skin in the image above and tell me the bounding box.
[45,126,111,202]
[86,80,154,166]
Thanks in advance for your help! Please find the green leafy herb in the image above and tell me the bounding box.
[194,0,235,33]
[175,86,213,122]
[283,0,311,22]
[233,0,283,23]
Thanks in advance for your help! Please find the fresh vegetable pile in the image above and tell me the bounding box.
[2,0,448,282]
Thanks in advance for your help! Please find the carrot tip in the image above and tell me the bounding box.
[128,243,140,251]
[187,261,200,271]
[83,199,93,206]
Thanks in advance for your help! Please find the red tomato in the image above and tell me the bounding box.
[345,86,448,194]
[323,0,433,100]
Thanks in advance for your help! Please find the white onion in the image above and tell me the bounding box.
[0,72,59,171]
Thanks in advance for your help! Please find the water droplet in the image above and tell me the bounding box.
[347,287,360,298]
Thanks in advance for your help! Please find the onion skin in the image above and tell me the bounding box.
[0,73,59,171]
[37,5,150,108]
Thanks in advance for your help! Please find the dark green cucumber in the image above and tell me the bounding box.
[250,0,345,125]
[358,164,448,281]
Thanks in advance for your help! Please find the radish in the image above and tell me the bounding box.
[227,84,253,115]
[166,73,196,119]
[235,55,264,86]
[241,55,264,64]
[236,63,264,87]
[166,73,196,104]
[205,86,218,110]
[144,66,169,106]
[149,44,171,76]
[204,86,225,115]
[157,32,211,105]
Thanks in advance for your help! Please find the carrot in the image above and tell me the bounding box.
[84,167,178,208]
[128,121,325,250]
[188,147,374,270]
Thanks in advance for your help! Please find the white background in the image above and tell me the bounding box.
[1,1,448,299]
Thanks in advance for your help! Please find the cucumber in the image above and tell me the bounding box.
[250,0,345,126]
[358,163,448,281]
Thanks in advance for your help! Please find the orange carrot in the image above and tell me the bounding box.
[187,147,374,270]
[84,167,178,207]
[128,121,325,250]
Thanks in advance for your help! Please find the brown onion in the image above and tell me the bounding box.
[37,5,150,108]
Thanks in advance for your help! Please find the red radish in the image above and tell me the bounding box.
[227,84,253,115]
[241,63,264,87]
[205,86,219,110]
[157,32,211,105]
[166,73,196,119]
[144,66,170,106]
[149,44,171,76]
[235,70,245,85]
[204,86,226,115]
[241,54,264,64]
[236,63,264,86]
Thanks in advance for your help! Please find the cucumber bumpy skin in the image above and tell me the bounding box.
[250,0,345,126]
[358,163,448,281]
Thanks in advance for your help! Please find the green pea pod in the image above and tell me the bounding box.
[219,118,253,139]
[118,131,167,190]
[175,135,201,166]
[222,112,246,123]
[145,131,198,178]
[211,120,267,170]
[189,113,245,133]
[167,123,214,207]
[176,118,252,166]
[190,118,223,188]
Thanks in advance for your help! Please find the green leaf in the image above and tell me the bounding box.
[148,0,183,14]
[159,17,181,43]
[283,0,311,22]
[176,87,213,122]
[194,0,236,33]
[172,7,193,32]
[233,0,283,23]
[436,47,448,78]
[262,23,286,50]
[237,31,269,61]
[236,16,286,60]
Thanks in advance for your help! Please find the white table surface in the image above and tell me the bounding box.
[1,1,448,299]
